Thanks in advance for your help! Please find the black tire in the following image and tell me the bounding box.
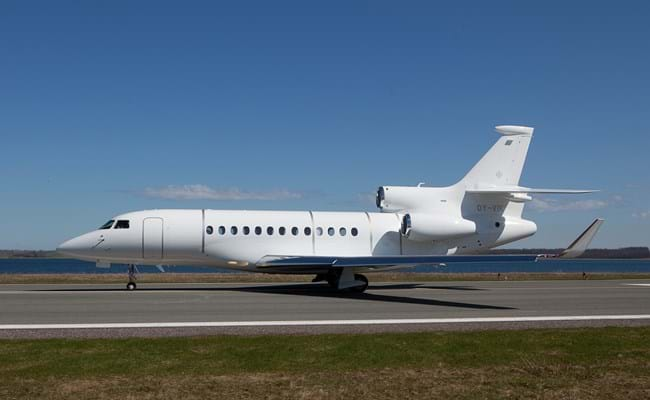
[126,282,137,291]
[351,274,369,293]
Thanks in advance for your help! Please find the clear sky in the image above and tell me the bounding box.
[1,1,649,250]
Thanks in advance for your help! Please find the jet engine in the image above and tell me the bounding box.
[400,213,476,241]
[376,186,438,212]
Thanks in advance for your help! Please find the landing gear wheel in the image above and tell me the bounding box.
[126,264,138,291]
[327,278,338,289]
[350,274,369,293]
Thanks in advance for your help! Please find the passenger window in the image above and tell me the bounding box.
[327,227,335,236]
[267,226,274,235]
[99,220,114,230]
[231,226,238,235]
[218,226,226,235]
[255,226,262,235]
[206,226,214,235]
[304,227,312,236]
[351,227,358,237]
[291,227,298,236]
[243,226,250,235]
[279,227,286,236]
[339,227,346,236]
[316,227,323,236]
[114,220,130,229]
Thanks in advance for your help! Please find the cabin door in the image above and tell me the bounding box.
[142,218,163,259]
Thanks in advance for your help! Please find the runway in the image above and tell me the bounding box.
[0,279,648,338]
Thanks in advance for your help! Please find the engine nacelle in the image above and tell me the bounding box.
[376,186,452,212]
[401,213,477,241]
[494,218,537,246]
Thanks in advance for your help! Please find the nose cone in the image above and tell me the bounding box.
[57,232,102,258]
[57,236,85,257]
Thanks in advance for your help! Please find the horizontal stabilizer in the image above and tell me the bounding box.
[466,185,597,194]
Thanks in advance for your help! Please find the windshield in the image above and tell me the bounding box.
[114,220,130,229]
[99,220,115,230]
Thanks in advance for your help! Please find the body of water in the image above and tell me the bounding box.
[1,258,650,274]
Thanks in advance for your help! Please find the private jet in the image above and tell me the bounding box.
[58,125,603,292]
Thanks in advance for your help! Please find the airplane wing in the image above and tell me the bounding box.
[256,254,537,273]
[466,185,597,194]
[257,218,604,272]
[539,218,605,259]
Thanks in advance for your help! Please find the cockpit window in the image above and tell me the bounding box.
[114,220,130,229]
[99,220,115,230]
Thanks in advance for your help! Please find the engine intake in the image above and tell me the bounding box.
[376,186,435,212]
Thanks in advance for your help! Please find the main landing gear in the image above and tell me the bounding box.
[350,274,369,293]
[126,264,138,290]
[313,271,369,293]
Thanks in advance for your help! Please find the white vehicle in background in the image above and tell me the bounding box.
[58,125,603,292]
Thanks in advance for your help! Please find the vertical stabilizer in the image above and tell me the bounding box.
[460,125,534,189]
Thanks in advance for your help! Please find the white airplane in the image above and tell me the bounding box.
[58,125,604,292]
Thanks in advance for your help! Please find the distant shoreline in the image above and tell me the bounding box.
[0,252,64,259]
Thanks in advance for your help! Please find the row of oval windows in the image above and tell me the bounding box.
[206,225,359,237]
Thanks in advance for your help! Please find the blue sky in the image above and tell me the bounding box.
[1,1,649,249]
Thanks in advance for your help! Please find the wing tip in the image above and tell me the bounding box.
[559,218,605,258]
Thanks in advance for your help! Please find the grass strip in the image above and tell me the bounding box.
[0,327,649,399]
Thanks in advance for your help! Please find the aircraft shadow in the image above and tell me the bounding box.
[370,283,484,291]
[33,282,513,310]
[231,285,513,310]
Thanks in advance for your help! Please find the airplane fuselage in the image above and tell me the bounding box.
[58,206,537,272]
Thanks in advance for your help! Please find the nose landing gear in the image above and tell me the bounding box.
[127,264,138,290]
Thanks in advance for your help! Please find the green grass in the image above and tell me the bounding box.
[1,328,649,399]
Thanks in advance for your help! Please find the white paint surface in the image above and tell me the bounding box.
[1,315,649,330]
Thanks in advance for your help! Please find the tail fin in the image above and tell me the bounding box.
[460,125,534,189]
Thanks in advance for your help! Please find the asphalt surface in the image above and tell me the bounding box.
[0,279,648,338]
